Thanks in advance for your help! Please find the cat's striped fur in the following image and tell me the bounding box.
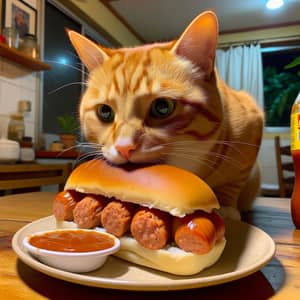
[68,11,264,215]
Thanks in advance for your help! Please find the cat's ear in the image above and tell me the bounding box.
[67,29,108,71]
[171,11,218,79]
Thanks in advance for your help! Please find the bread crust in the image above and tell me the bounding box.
[65,159,219,217]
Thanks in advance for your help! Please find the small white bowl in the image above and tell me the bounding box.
[23,229,120,273]
[0,138,20,163]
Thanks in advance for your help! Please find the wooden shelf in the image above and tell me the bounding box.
[0,42,51,71]
[35,150,80,159]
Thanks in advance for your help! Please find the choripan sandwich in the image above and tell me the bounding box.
[53,159,226,275]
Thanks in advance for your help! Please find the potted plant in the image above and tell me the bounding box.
[56,114,78,149]
[264,55,300,126]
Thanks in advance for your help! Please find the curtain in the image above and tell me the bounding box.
[216,44,264,109]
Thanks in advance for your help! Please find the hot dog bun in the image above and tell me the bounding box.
[65,159,219,217]
[61,159,226,275]
[56,219,226,275]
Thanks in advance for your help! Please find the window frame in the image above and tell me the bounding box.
[261,43,300,133]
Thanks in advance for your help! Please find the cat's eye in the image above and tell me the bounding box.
[96,104,115,123]
[150,98,176,118]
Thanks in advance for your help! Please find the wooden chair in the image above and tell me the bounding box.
[274,135,294,197]
[0,163,72,195]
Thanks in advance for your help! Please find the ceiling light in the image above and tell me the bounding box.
[266,0,284,10]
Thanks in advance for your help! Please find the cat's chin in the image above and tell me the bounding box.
[110,160,164,170]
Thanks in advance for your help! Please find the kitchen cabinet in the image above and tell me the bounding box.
[0,42,51,71]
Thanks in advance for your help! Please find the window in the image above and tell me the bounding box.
[43,1,81,134]
[42,1,114,135]
[262,44,300,128]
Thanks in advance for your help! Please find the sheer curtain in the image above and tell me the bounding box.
[216,44,264,109]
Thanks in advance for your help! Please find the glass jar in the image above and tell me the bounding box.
[2,27,19,48]
[20,136,35,162]
[7,113,25,143]
[19,34,38,58]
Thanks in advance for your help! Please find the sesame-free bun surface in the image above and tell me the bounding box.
[65,159,219,216]
[115,236,226,275]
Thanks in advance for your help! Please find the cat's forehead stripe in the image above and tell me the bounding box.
[105,50,154,98]
[85,43,205,106]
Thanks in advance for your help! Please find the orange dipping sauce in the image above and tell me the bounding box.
[29,230,115,252]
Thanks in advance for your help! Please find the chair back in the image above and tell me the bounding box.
[0,163,72,194]
[274,135,294,197]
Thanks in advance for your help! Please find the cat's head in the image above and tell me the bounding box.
[68,11,223,167]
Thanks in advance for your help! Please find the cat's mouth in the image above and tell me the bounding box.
[112,161,160,171]
[107,155,165,168]
[103,155,167,171]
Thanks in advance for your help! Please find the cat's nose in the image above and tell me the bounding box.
[115,143,137,160]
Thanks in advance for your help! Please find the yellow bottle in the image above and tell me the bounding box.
[290,91,300,228]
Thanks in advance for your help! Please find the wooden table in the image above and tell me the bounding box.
[0,193,299,299]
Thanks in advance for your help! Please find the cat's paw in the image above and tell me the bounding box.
[218,206,241,220]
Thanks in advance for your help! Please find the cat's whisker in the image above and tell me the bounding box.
[144,145,164,152]
[76,152,103,164]
[48,82,88,95]
[164,145,238,159]
[220,140,260,160]
[160,139,258,161]
[73,147,105,165]
[56,143,102,159]
[162,139,259,149]
[55,145,80,157]
[164,147,243,169]
[182,149,241,167]
[76,142,102,149]
[206,152,243,167]
[162,151,224,180]
[45,59,89,77]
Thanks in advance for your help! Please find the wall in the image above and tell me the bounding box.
[218,24,300,46]
[0,0,38,141]
[0,61,37,139]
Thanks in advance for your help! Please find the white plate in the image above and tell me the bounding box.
[12,216,275,291]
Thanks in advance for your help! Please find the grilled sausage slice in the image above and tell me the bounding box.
[172,211,221,254]
[130,208,171,250]
[53,190,83,221]
[73,195,108,228]
[101,200,137,237]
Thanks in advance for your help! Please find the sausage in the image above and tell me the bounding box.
[130,208,171,250]
[172,211,219,255]
[73,195,108,228]
[53,190,83,221]
[101,200,137,237]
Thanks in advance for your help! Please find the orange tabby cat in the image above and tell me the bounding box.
[68,11,264,218]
